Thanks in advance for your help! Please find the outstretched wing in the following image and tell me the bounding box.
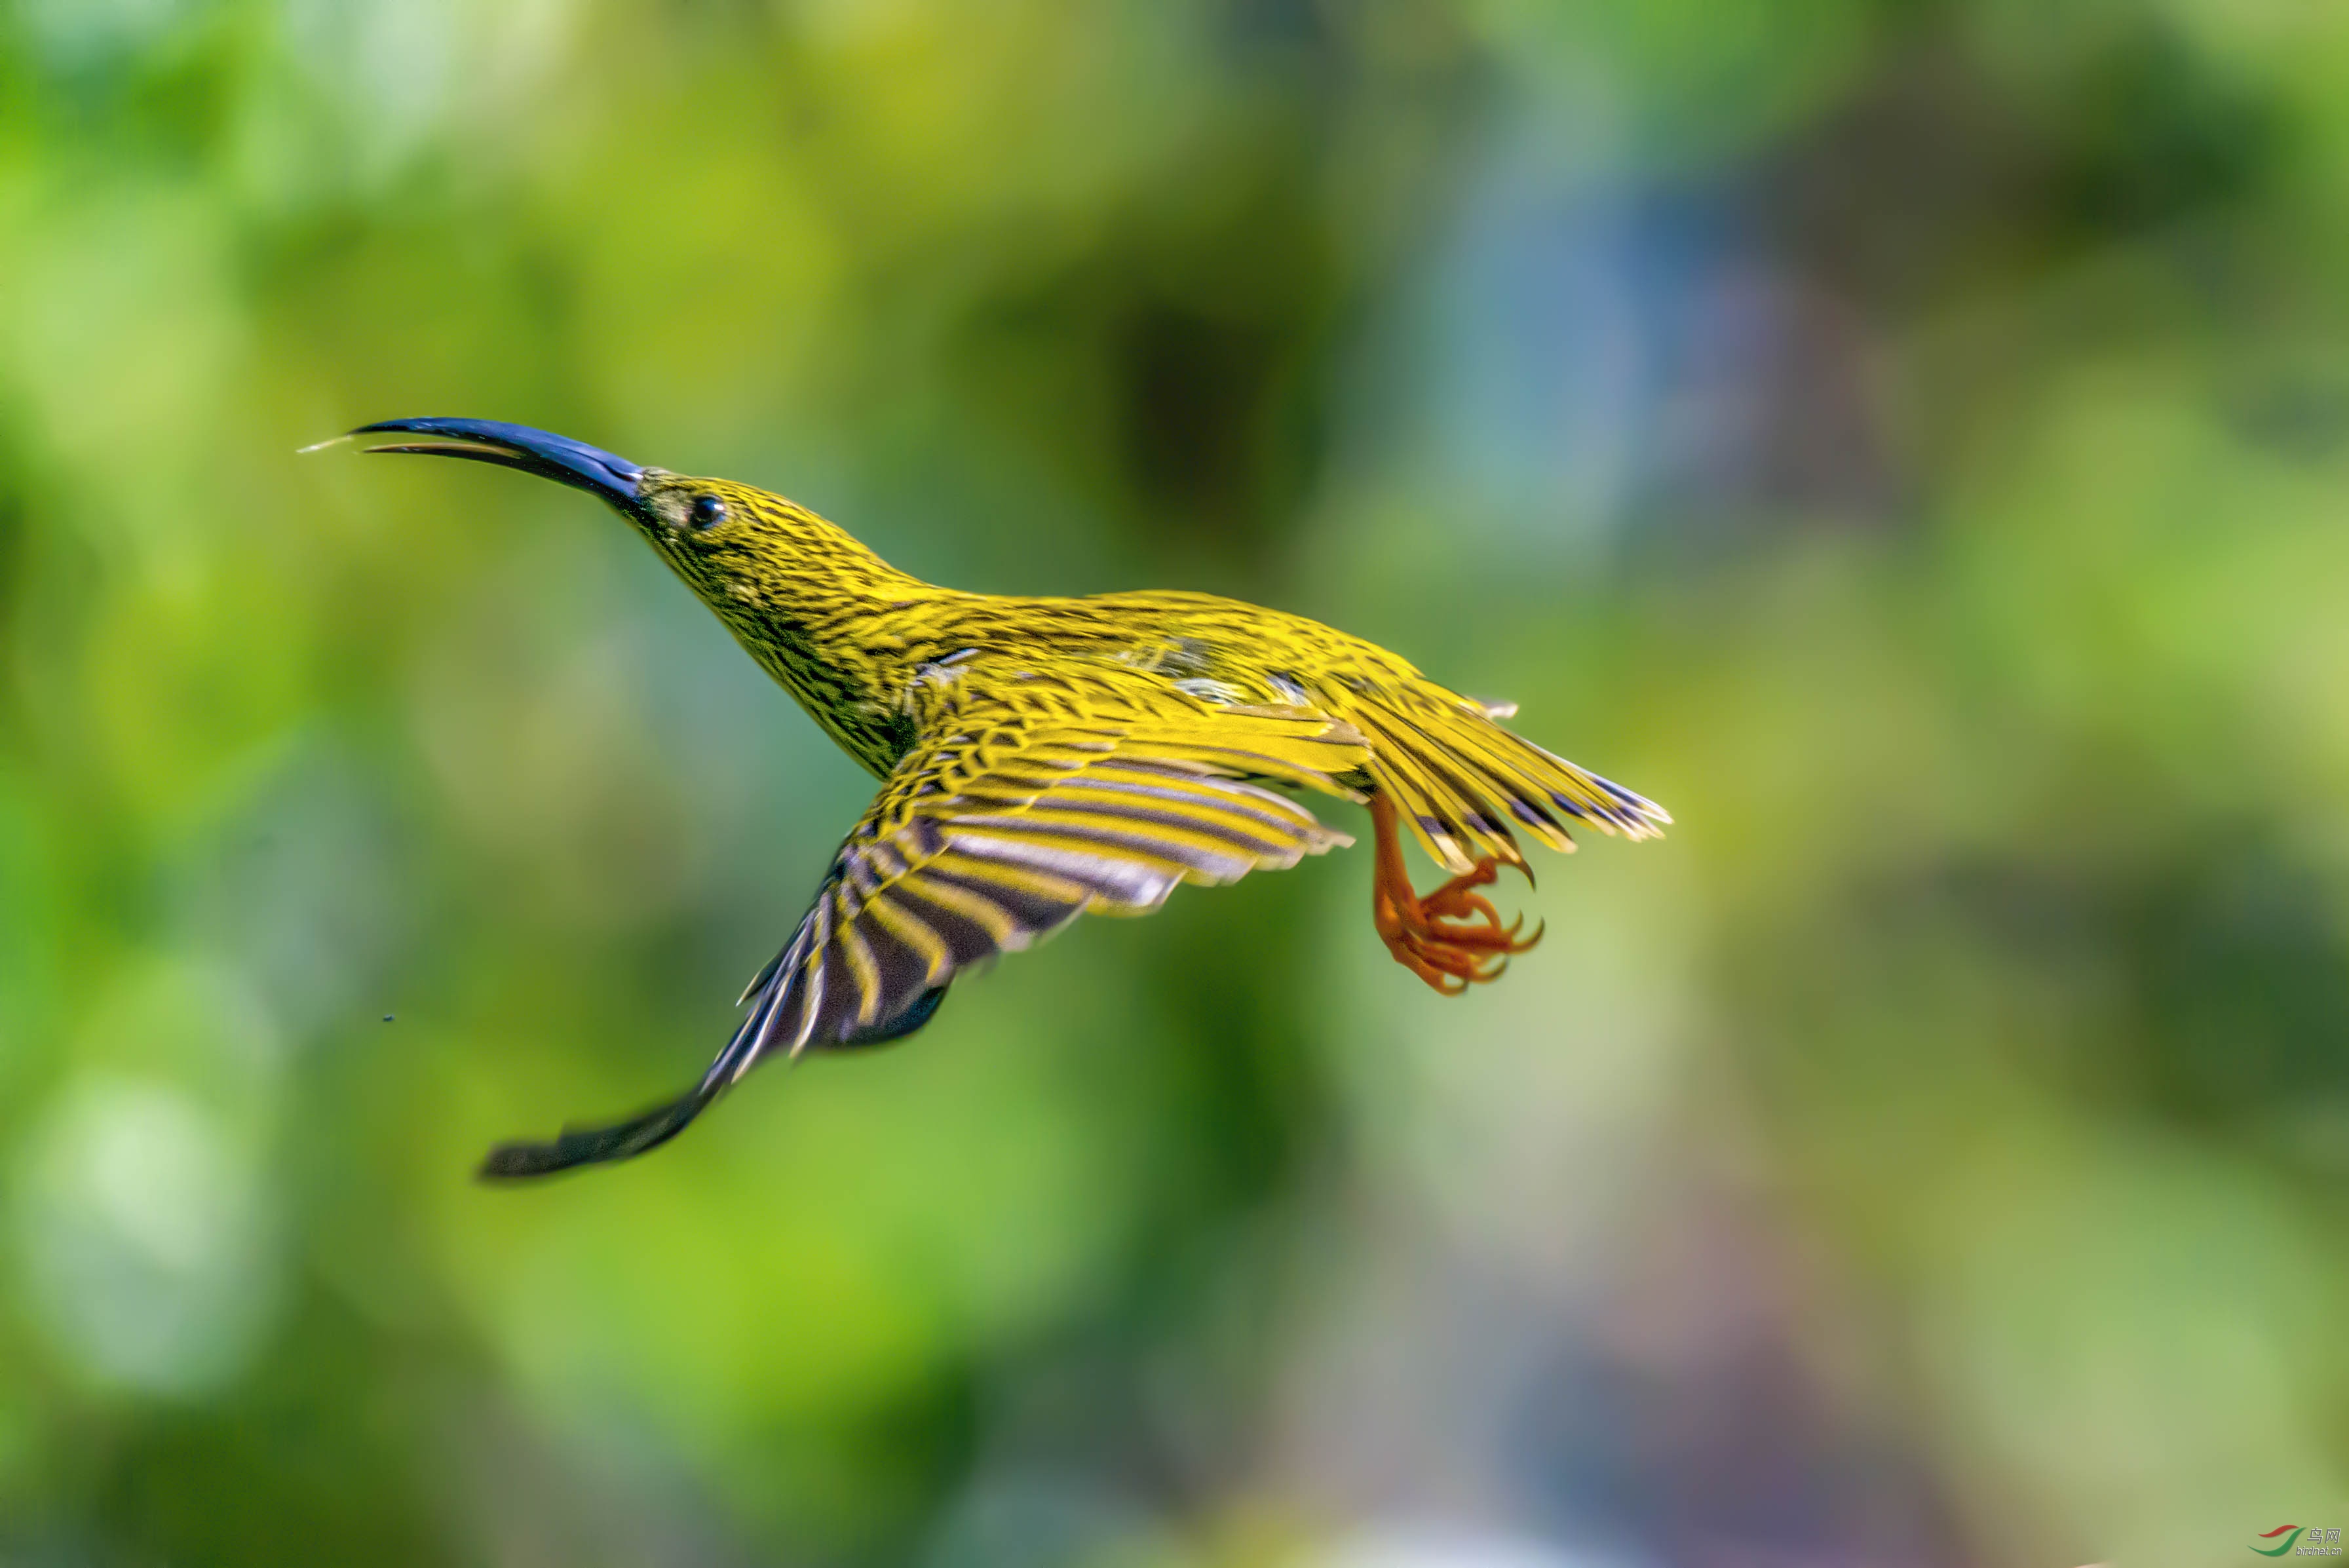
[479,701,1367,1178]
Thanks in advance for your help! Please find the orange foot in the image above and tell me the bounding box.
[1368,794,1542,994]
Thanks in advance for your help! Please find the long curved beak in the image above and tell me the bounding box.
[339,418,645,508]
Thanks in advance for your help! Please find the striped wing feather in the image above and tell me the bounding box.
[725,704,1366,1070]
[479,702,1364,1179]
[480,705,1362,1179]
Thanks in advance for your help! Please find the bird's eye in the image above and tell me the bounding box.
[689,494,729,530]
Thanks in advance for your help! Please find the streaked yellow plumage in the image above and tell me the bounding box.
[335,419,1668,1176]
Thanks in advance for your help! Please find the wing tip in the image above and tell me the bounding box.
[475,1078,725,1180]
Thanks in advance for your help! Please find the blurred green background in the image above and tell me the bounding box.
[1,0,2346,1563]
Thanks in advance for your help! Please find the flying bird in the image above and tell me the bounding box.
[328,419,1668,1177]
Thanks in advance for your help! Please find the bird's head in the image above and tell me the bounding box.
[328,417,835,605]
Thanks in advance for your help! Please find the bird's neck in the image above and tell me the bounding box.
[676,505,946,773]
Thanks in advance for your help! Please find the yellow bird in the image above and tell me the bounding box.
[335,419,1669,1176]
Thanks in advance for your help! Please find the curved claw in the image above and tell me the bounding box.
[1421,888,1498,928]
[1391,935,1501,991]
[1368,796,1545,995]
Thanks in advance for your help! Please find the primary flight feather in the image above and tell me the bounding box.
[335,418,1669,1177]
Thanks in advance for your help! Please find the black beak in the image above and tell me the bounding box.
[344,418,644,508]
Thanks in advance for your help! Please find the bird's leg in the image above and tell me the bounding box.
[1368,794,1542,995]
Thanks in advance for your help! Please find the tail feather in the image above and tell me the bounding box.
[1345,705,1514,872]
[1343,684,1666,871]
[1425,720,1583,851]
